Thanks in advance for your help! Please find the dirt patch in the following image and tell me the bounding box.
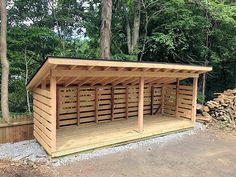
[0,160,59,177]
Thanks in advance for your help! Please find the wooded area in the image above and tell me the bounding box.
[0,0,235,116]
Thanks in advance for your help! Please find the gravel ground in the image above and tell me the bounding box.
[0,123,205,166]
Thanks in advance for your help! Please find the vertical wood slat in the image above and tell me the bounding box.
[77,87,80,126]
[125,86,128,119]
[150,86,154,115]
[161,86,165,114]
[95,87,99,123]
[192,77,198,122]
[111,87,114,121]
[50,75,57,152]
[138,77,144,133]
[175,79,180,118]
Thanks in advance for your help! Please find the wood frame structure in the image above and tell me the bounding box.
[27,56,212,157]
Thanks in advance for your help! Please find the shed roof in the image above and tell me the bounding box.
[26,56,212,90]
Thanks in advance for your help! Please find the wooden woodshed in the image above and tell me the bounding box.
[26,56,212,157]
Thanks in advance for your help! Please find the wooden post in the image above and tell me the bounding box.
[56,87,60,129]
[150,86,154,115]
[138,77,144,133]
[95,87,99,123]
[192,77,198,122]
[111,86,114,121]
[161,86,165,114]
[77,87,80,126]
[125,86,129,119]
[175,79,179,118]
[50,74,57,152]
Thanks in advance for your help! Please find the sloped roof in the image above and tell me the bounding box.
[27,56,212,90]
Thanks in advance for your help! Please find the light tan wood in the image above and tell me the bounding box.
[48,58,212,72]
[33,92,51,107]
[65,77,79,87]
[41,80,47,89]
[161,86,165,114]
[27,57,212,90]
[111,87,114,121]
[192,77,198,122]
[52,115,194,157]
[138,77,144,132]
[77,87,80,126]
[125,86,129,119]
[95,87,99,123]
[33,88,51,98]
[50,74,57,152]
[175,79,180,118]
[52,70,199,78]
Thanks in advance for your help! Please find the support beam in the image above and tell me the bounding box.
[138,77,144,133]
[50,74,57,152]
[192,77,198,122]
[78,77,93,87]
[175,78,180,118]
[112,77,130,86]
[88,66,95,70]
[65,77,79,87]
[91,77,107,86]
[52,70,199,78]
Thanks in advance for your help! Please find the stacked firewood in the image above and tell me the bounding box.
[200,89,236,129]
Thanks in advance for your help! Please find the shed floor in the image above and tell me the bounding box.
[53,115,194,157]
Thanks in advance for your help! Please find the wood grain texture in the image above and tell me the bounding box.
[52,115,194,157]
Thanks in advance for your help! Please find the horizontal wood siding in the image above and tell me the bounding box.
[32,88,52,154]
[58,85,162,127]
[177,85,193,119]
[163,84,176,116]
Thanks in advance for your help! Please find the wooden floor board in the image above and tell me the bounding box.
[52,114,194,157]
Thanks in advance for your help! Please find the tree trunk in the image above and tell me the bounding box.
[0,0,10,122]
[131,0,140,52]
[123,0,140,55]
[24,48,31,114]
[124,6,132,53]
[100,0,112,59]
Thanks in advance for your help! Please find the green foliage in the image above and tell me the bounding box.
[197,91,205,104]
[3,0,235,113]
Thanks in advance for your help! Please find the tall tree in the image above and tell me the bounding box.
[100,0,112,59]
[124,0,141,55]
[0,0,9,121]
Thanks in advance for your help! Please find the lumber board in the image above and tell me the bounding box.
[52,115,194,157]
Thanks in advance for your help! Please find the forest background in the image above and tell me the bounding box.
[2,0,235,114]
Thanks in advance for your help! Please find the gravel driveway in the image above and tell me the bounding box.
[1,125,236,177]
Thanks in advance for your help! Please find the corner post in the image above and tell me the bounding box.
[192,77,198,122]
[138,77,144,133]
[50,73,57,152]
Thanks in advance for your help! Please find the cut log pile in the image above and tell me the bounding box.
[197,89,236,129]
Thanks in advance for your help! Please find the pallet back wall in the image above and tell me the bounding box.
[58,85,162,127]
[163,84,194,119]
